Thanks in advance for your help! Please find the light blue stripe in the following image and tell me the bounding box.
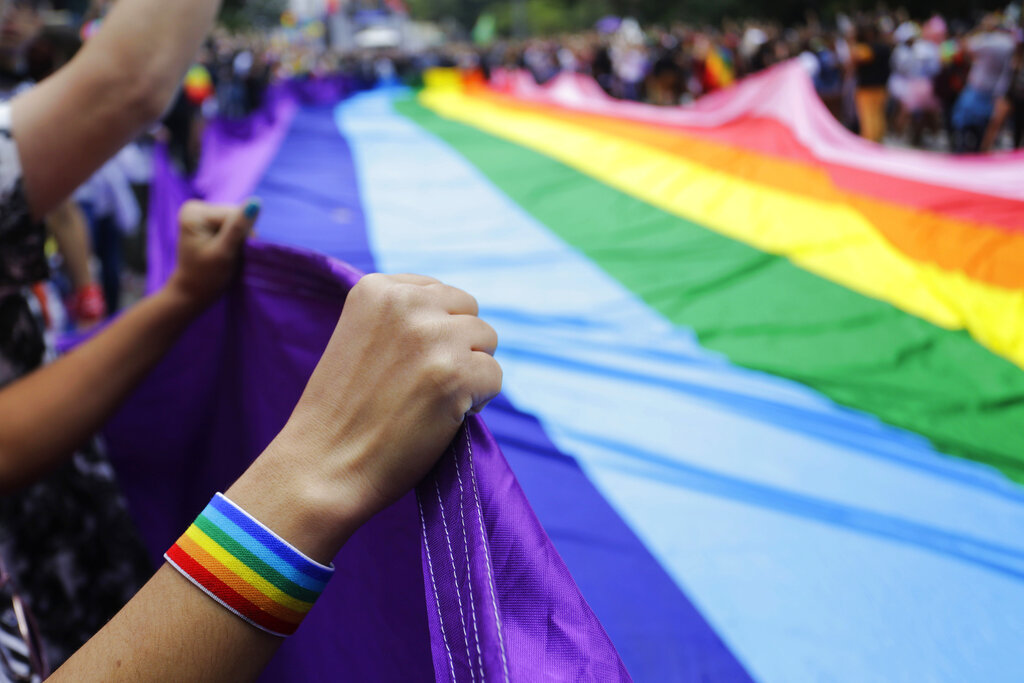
[202,503,329,592]
[209,493,334,583]
[337,90,1024,683]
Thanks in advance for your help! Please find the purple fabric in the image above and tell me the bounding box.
[145,78,365,293]
[249,98,745,680]
[285,75,364,106]
[144,145,193,294]
[105,243,628,681]
[145,87,299,292]
[249,104,376,274]
[419,420,631,682]
[111,78,628,680]
[106,245,434,680]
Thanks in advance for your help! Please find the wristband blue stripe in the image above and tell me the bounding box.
[202,504,330,592]
[166,493,335,637]
[209,493,335,584]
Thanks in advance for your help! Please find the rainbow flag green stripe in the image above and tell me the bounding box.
[396,96,1024,483]
[165,493,333,636]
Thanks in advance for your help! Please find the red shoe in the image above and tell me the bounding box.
[68,283,107,327]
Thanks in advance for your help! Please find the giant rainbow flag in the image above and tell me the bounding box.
[111,62,1024,681]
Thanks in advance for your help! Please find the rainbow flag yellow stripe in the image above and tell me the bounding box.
[418,86,1024,371]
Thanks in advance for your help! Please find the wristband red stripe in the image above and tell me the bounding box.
[166,543,300,636]
[174,532,306,625]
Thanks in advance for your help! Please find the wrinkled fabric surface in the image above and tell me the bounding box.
[104,243,628,681]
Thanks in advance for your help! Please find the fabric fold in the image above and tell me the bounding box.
[104,239,628,681]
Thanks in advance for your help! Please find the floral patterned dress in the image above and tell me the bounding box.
[0,102,151,675]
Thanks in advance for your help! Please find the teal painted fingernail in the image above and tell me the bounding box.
[244,198,262,219]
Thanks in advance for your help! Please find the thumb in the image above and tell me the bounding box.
[213,198,260,253]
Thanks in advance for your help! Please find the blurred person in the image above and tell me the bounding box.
[591,39,613,93]
[6,13,104,328]
[75,142,148,315]
[27,23,129,322]
[522,40,557,84]
[739,24,768,72]
[0,0,41,93]
[162,55,213,178]
[807,36,843,121]
[613,42,649,100]
[935,24,970,146]
[853,21,892,142]
[244,49,271,115]
[980,18,1024,152]
[556,41,578,73]
[951,14,1017,153]
[647,43,686,106]
[0,0,238,674]
[45,200,105,327]
[1010,40,1024,148]
[887,22,916,128]
[834,14,860,131]
[890,21,942,147]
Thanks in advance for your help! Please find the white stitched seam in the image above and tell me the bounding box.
[465,430,510,682]
[417,489,457,682]
[454,439,485,681]
[435,473,475,683]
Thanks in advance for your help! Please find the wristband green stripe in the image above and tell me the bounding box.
[193,513,323,603]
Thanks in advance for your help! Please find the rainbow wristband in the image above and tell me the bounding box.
[165,493,333,637]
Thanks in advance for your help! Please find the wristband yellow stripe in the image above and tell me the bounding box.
[175,531,307,625]
[183,524,315,614]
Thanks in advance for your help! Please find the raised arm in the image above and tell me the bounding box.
[10,0,222,218]
[52,272,503,681]
[0,201,255,491]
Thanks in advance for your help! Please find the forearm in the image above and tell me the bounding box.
[86,0,221,112]
[52,564,282,682]
[47,201,95,291]
[0,284,202,490]
[52,446,362,682]
[51,271,501,681]
[13,0,223,216]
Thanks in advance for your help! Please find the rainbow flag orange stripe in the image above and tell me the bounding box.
[470,88,1024,290]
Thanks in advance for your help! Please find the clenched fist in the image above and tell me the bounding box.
[233,273,502,561]
[167,199,258,311]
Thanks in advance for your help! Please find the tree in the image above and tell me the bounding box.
[220,0,289,31]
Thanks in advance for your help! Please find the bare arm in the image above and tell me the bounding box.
[53,564,282,682]
[46,200,95,292]
[10,0,222,218]
[53,272,502,682]
[0,201,254,491]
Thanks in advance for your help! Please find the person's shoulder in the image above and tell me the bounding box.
[0,103,26,207]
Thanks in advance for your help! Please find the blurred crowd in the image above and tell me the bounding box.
[462,9,1024,153]
[4,2,1022,335]
[0,4,383,333]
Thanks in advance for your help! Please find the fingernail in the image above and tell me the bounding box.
[243,198,262,220]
